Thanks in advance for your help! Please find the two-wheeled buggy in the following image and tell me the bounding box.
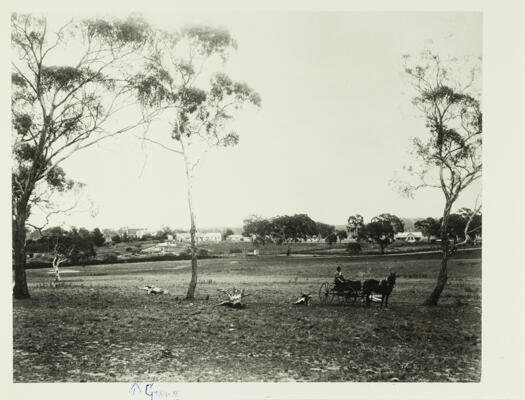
[318,279,362,305]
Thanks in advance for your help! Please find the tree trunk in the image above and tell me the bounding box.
[182,139,198,300]
[52,257,61,282]
[13,212,30,299]
[186,216,198,300]
[424,200,453,306]
[423,250,449,305]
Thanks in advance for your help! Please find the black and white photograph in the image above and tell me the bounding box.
[6,1,525,399]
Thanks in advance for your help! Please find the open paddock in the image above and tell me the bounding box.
[13,251,481,382]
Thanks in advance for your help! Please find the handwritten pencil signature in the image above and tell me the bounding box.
[129,382,178,400]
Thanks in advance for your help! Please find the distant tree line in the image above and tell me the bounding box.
[414,208,482,243]
[346,213,405,254]
[242,214,346,246]
[25,226,105,265]
[346,210,481,254]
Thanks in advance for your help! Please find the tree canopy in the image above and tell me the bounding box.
[243,214,334,245]
[397,49,482,305]
[11,14,152,298]
[414,217,441,240]
[347,214,366,241]
[370,213,405,234]
[132,24,260,300]
[365,219,395,254]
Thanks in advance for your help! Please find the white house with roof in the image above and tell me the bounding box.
[176,232,222,243]
[394,231,424,243]
[142,242,178,255]
[226,234,252,242]
[203,232,222,242]
[120,227,148,239]
[176,232,192,242]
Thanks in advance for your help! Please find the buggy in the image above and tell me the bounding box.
[318,279,362,304]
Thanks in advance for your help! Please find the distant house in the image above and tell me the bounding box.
[305,236,322,243]
[142,242,178,255]
[394,231,424,243]
[176,232,191,242]
[203,232,222,242]
[102,229,117,243]
[176,232,222,243]
[120,227,148,239]
[226,234,252,242]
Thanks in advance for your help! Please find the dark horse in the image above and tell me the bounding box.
[362,272,397,307]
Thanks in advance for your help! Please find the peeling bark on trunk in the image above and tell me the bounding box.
[52,257,62,283]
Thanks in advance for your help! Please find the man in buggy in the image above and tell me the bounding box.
[334,265,362,298]
[334,266,346,288]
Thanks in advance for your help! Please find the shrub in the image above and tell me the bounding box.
[111,235,122,244]
[103,253,119,263]
[229,248,243,254]
[346,242,362,254]
[197,248,209,257]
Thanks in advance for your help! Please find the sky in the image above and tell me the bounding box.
[27,12,482,231]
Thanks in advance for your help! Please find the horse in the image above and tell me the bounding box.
[362,272,397,307]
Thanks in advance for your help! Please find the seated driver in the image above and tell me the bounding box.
[334,266,345,286]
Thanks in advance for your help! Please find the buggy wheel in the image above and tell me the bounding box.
[319,282,332,304]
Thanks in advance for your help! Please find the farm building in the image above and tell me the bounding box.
[102,229,117,243]
[394,231,424,243]
[119,227,148,239]
[203,232,222,242]
[226,234,252,242]
[175,233,191,242]
[176,232,222,243]
[142,242,179,255]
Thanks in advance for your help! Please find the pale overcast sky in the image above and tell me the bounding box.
[29,12,482,231]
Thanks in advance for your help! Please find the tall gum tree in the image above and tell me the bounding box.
[395,50,482,305]
[11,14,151,298]
[133,26,261,300]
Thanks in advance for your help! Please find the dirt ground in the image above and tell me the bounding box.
[13,251,481,382]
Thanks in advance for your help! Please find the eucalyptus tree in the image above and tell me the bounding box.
[11,14,151,298]
[271,214,319,244]
[414,217,441,241]
[371,213,405,234]
[243,215,273,245]
[133,26,260,300]
[364,219,395,254]
[457,206,482,242]
[25,226,96,283]
[336,229,348,242]
[347,214,366,241]
[397,50,482,305]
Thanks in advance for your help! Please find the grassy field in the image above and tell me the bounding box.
[13,250,481,382]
